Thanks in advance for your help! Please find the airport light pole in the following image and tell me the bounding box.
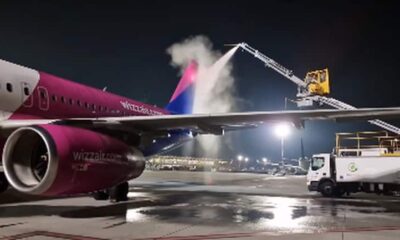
[274,123,291,164]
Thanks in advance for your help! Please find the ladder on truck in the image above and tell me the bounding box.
[236,42,400,135]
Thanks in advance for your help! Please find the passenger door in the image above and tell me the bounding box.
[38,86,49,111]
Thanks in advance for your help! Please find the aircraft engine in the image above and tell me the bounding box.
[2,125,145,196]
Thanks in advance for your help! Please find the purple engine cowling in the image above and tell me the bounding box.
[2,124,145,196]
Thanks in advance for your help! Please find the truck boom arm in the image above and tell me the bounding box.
[237,42,400,134]
[238,43,307,88]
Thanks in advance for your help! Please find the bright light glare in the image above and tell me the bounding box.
[126,208,147,223]
[237,155,243,161]
[274,123,291,138]
[245,157,249,162]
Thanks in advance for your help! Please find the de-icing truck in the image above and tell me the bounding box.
[307,131,400,197]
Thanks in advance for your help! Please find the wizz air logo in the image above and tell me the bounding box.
[71,151,133,171]
[120,101,162,115]
[73,151,123,162]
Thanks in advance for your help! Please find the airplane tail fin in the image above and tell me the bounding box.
[165,61,198,114]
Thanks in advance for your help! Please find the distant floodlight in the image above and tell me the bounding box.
[262,157,267,163]
[237,155,243,161]
[245,157,249,162]
[274,123,291,139]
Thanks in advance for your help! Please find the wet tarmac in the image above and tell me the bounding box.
[1,171,400,239]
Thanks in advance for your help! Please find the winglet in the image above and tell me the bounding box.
[165,61,198,114]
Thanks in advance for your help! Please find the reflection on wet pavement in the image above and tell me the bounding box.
[2,173,400,238]
[0,190,385,234]
[2,189,400,235]
[129,192,400,233]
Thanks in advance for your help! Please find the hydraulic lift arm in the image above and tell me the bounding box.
[236,42,400,134]
[238,43,307,88]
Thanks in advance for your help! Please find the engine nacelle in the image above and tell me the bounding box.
[2,125,145,196]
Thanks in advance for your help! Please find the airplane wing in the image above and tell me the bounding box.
[2,107,400,135]
[91,108,400,134]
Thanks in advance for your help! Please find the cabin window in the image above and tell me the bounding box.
[85,102,89,109]
[92,104,96,111]
[51,95,57,102]
[61,96,66,103]
[23,87,29,96]
[311,157,325,171]
[69,99,73,105]
[39,90,46,99]
[6,83,12,92]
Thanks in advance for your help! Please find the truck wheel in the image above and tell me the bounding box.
[0,173,9,193]
[319,181,335,197]
[109,182,129,202]
[334,187,345,197]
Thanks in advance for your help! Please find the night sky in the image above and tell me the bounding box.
[1,0,400,161]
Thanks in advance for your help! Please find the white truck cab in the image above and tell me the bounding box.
[307,154,331,191]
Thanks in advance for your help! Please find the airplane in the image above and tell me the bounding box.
[0,58,400,202]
